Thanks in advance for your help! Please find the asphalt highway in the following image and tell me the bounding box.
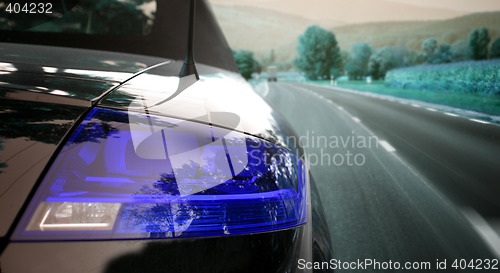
[294,83,500,216]
[255,81,499,268]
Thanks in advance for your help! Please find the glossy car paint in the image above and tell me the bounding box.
[0,100,86,237]
[99,62,302,152]
[0,43,169,237]
[0,46,331,272]
[0,58,330,271]
[3,229,305,273]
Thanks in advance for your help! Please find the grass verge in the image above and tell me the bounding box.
[309,80,500,116]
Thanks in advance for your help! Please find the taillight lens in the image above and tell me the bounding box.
[13,108,306,240]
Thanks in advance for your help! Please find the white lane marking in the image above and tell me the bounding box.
[262,81,270,97]
[461,208,500,258]
[291,84,403,156]
[445,112,459,117]
[470,118,490,125]
[426,108,437,112]
[411,103,421,108]
[352,117,361,123]
[379,140,396,152]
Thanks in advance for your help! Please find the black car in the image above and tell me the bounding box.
[0,0,333,272]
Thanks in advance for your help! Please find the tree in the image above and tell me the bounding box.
[368,46,407,80]
[432,44,452,64]
[421,38,438,63]
[403,49,421,66]
[451,40,469,62]
[338,50,349,74]
[294,25,341,80]
[490,37,500,59]
[232,49,259,80]
[468,27,490,60]
[344,42,372,80]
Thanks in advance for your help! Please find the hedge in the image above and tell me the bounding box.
[385,60,500,95]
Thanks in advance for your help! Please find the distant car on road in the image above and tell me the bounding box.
[268,65,278,82]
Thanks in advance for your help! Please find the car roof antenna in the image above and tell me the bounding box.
[156,0,199,105]
[179,0,199,80]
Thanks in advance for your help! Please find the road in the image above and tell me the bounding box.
[254,81,500,267]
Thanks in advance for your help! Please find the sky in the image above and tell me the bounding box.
[208,0,500,24]
[387,0,500,12]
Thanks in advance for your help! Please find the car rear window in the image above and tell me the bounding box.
[0,0,156,35]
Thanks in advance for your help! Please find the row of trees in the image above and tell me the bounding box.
[293,25,415,80]
[232,25,500,81]
[294,25,500,81]
[338,44,416,80]
[421,27,497,65]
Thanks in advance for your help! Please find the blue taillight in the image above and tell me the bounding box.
[13,108,306,240]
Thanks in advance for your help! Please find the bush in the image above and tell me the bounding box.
[232,49,259,80]
[385,60,500,95]
[368,46,415,80]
